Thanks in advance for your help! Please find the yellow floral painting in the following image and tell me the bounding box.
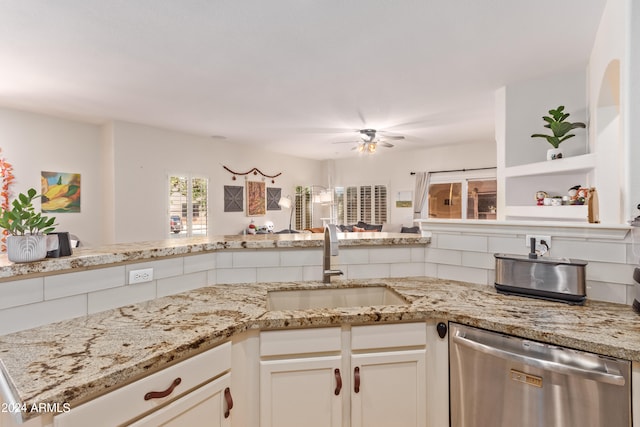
[41,172,81,213]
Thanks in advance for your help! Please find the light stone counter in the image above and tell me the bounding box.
[0,232,429,280]
[1,277,640,421]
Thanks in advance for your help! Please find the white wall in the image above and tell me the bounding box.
[0,108,107,247]
[330,141,497,226]
[504,69,588,168]
[111,121,324,242]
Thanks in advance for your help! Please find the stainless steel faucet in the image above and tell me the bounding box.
[323,224,343,283]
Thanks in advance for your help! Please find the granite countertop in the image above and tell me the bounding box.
[1,277,640,422]
[0,232,429,280]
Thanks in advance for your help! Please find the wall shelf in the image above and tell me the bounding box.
[504,153,596,178]
[504,205,588,221]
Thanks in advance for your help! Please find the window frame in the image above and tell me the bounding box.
[168,174,209,238]
[427,169,496,220]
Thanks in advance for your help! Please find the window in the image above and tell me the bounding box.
[294,186,314,230]
[426,171,496,220]
[335,184,388,224]
[169,175,208,237]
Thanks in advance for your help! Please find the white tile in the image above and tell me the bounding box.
[156,271,208,297]
[586,280,627,304]
[216,252,233,268]
[257,267,303,283]
[338,248,370,265]
[424,263,438,277]
[410,247,425,263]
[390,262,425,278]
[552,239,627,263]
[88,282,156,314]
[626,284,636,306]
[437,264,488,285]
[487,269,496,286]
[206,269,218,286]
[437,234,487,252]
[462,251,495,270]
[0,295,87,335]
[347,263,390,279]
[425,248,461,265]
[280,249,322,266]
[303,265,323,281]
[45,266,126,300]
[233,250,280,268]
[488,236,524,254]
[216,268,257,284]
[627,244,639,264]
[184,253,216,274]
[126,258,184,280]
[369,247,412,264]
[585,261,635,284]
[0,277,43,309]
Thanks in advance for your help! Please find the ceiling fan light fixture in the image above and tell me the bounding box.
[368,143,377,153]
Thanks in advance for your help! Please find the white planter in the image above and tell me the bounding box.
[546,148,563,160]
[6,235,47,263]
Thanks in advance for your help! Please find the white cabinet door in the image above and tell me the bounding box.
[129,373,232,427]
[350,349,427,427]
[260,356,343,427]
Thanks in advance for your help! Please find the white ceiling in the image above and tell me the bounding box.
[0,1,607,160]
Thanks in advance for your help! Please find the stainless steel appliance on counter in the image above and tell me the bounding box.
[449,323,631,427]
[494,252,587,304]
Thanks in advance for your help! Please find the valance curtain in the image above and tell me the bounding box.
[413,171,430,219]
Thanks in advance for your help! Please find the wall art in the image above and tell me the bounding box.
[266,187,282,210]
[224,185,244,212]
[41,171,81,213]
[246,181,266,216]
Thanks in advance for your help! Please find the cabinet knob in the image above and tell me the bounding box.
[334,369,342,395]
[144,377,182,400]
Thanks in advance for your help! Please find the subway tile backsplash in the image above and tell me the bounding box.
[0,233,635,335]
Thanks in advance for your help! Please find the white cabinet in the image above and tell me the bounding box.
[54,342,232,427]
[260,327,343,427]
[350,323,427,427]
[259,322,432,427]
[129,373,232,427]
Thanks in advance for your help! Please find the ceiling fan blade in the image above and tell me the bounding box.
[379,141,395,148]
[332,140,359,144]
[381,135,405,140]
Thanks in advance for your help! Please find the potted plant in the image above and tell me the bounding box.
[531,105,586,160]
[0,188,56,262]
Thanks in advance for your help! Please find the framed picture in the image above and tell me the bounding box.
[266,187,282,210]
[41,171,81,213]
[247,181,266,216]
[396,190,413,208]
[223,185,244,212]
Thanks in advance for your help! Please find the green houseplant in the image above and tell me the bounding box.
[531,106,586,160]
[0,188,56,262]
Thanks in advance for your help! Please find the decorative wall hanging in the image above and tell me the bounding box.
[41,172,81,213]
[223,165,282,184]
[266,188,282,210]
[0,148,15,251]
[246,181,266,216]
[224,185,244,212]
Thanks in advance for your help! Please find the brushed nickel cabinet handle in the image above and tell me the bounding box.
[144,377,182,400]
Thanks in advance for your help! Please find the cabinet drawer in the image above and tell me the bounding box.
[54,341,231,427]
[260,327,341,356]
[351,322,426,350]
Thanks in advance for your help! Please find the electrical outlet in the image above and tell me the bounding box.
[525,235,551,253]
[129,268,154,284]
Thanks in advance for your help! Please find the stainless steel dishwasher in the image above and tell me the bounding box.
[449,323,631,427]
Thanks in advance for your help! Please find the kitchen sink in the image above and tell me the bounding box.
[266,285,409,310]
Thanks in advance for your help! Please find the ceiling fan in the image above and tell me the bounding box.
[333,129,405,154]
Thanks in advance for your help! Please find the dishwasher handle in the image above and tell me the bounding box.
[452,331,626,386]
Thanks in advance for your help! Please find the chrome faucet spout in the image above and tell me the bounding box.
[323,224,343,283]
